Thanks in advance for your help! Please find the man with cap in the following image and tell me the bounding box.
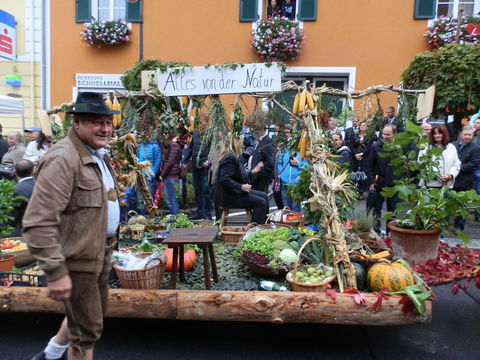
[24,126,41,143]
[23,92,120,360]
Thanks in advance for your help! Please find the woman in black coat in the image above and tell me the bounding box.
[212,134,269,224]
[350,122,377,198]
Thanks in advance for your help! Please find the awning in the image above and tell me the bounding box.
[0,95,24,115]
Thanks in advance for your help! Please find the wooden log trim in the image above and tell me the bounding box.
[0,287,431,325]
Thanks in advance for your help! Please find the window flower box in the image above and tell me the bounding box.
[251,16,305,62]
[81,18,131,47]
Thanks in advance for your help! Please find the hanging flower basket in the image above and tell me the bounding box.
[424,16,480,50]
[251,16,305,62]
[81,18,131,47]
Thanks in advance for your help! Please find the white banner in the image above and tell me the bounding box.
[157,63,282,96]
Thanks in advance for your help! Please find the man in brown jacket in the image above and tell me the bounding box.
[24,92,120,360]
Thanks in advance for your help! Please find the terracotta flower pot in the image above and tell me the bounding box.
[0,253,17,272]
[387,221,440,266]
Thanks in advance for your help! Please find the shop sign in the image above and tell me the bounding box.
[0,9,16,60]
[75,74,125,89]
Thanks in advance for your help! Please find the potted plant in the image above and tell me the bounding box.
[345,210,376,241]
[81,18,131,47]
[380,122,480,265]
[250,16,305,62]
[0,179,22,272]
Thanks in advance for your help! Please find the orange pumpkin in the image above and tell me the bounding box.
[367,261,415,292]
[164,248,196,272]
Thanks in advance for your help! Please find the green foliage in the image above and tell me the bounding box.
[240,227,290,258]
[121,59,191,91]
[0,179,19,240]
[402,44,480,118]
[380,123,480,243]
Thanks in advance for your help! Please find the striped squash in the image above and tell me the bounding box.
[367,261,415,292]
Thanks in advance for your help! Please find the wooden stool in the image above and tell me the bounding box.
[219,207,252,228]
[163,227,219,290]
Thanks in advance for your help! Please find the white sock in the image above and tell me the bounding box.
[44,336,68,360]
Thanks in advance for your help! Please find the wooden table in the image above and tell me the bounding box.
[163,227,219,290]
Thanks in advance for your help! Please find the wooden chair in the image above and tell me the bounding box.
[219,207,252,228]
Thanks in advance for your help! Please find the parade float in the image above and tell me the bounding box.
[2,61,478,325]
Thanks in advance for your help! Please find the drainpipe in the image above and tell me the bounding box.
[29,0,36,128]
[41,0,48,109]
[139,0,143,61]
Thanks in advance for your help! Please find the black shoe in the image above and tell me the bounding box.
[475,217,480,223]
[31,351,67,360]
[191,215,204,220]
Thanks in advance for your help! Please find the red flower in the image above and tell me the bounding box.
[445,107,450,113]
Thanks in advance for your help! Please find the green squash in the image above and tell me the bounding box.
[352,262,366,290]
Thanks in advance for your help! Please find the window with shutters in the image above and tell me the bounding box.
[93,0,126,21]
[436,0,480,17]
[76,0,141,23]
[252,1,317,21]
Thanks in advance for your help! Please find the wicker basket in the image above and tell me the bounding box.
[1,237,35,267]
[221,224,254,244]
[266,207,303,227]
[112,254,166,289]
[286,237,335,292]
[129,224,146,241]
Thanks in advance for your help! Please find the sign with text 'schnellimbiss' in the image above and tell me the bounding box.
[157,63,282,96]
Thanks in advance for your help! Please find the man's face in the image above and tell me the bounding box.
[352,117,359,127]
[382,127,394,143]
[421,123,432,135]
[7,135,18,147]
[386,108,395,118]
[474,119,480,131]
[74,114,113,149]
[460,130,473,145]
[25,131,39,141]
[332,135,342,148]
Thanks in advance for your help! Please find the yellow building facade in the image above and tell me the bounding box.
[0,0,45,133]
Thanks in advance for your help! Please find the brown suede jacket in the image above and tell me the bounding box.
[23,129,111,282]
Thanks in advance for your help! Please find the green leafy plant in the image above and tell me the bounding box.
[402,44,480,125]
[380,121,480,244]
[0,179,23,257]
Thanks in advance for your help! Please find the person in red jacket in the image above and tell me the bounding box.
[160,135,183,215]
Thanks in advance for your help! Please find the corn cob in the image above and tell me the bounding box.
[292,93,300,115]
[306,92,315,110]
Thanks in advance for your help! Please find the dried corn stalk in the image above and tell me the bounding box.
[303,112,357,291]
[110,133,158,218]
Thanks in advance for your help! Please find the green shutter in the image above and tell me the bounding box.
[239,0,258,22]
[414,0,436,19]
[75,0,91,23]
[298,0,318,21]
[126,0,142,22]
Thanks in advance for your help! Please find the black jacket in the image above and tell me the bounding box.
[344,127,358,148]
[249,135,275,185]
[0,136,8,163]
[11,177,34,236]
[212,153,250,207]
[335,146,351,169]
[349,133,377,172]
[453,141,480,189]
[365,140,400,189]
[183,131,209,170]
